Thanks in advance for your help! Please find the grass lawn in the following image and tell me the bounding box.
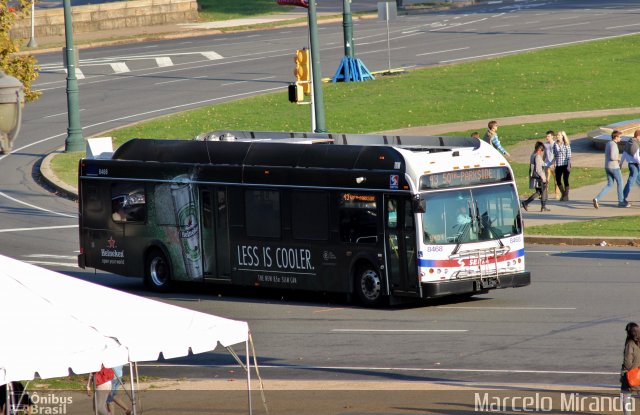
[198,0,293,21]
[525,216,640,237]
[52,34,640,236]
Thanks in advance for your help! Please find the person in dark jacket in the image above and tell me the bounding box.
[621,322,640,415]
[521,141,550,212]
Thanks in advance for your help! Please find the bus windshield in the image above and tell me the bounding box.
[421,184,522,245]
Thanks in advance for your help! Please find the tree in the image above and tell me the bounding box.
[1,0,40,102]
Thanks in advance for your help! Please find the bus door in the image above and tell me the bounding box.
[384,196,420,297]
[200,188,231,282]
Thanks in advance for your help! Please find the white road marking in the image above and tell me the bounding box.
[201,51,224,60]
[138,363,618,376]
[0,225,78,233]
[332,329,467,333]
[24,260,78,268]
[0,192,76,218]
[416,47,469,57]
[358,46,407,55]
[440,32,640,63]
[220,75,276,86]
[24,254,77,259]
[435,307,576,310]
[606,22,640,30]
[155,57,174,67]
[154,75,206,86]
[43,109,86,119]
[539,21,590,30]
[110,62,130,73]
[528,250,640,256]
[64,68,85,79]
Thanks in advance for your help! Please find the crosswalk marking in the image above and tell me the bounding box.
[155,57,174,67]
[201,51,224,60]
[110,62,130,73]
[64,68,85,79]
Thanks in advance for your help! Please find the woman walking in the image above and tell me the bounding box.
[521,141,550,212]
[553,130,572,201]
[620,322,640,415]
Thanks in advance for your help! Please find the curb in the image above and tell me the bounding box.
[525,235,640,247]
[40,152,79,201]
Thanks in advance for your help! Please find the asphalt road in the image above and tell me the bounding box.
[58,244,639,390]
[2,0,640,391]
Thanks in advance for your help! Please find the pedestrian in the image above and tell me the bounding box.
[471,131,480,140]
[107,366,133,415]
[482,120,511,158]
[620,322,640,415]
[542,130,559,200]
[87,365,115,415]
[521,141,550,212]
[622,129,640,205]
[553,130,572,201]
[593,130,629,208]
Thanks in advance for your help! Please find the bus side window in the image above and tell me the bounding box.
[111,182,146,223]
[338,193,377,244]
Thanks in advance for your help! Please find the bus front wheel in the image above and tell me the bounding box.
[355,265,383,307]
[145,249,173,292]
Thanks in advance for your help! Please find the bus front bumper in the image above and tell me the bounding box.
[421,271,531,298]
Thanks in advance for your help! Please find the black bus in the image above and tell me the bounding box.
[77,131,530,306]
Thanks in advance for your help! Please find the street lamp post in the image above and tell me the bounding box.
[307,0,326,133]
[26,1,37,48]
[62,0,84,152]
[0,71,25,154]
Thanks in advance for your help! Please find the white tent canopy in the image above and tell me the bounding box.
[0,254,249,384]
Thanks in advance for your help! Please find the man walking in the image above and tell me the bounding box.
[483,120,511,158]
[593,130,629,208]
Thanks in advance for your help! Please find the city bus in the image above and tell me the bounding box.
[77,131,530,306]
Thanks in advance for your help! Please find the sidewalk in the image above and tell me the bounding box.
[24,11,345,52]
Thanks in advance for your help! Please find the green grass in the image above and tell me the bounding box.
[51,35,640,237]
[198,0,293,21]
[525,216,640,237]
[50,152,81,188]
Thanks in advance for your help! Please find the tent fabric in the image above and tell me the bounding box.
[0,254,249,384]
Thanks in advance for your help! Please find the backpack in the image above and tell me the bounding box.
[94,365,115,386]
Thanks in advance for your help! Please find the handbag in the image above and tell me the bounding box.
[94,365,115,386]
[627,367,640,387]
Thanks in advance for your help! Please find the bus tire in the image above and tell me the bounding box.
[355,265,384,307]
[145,249,173,292]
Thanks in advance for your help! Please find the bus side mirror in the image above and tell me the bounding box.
[412,196,425,213]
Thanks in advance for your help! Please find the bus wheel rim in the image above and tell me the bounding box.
[150,257,167,286]
[361,270,381,301]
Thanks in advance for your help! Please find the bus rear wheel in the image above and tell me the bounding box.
[355,265,384,307]
[145,249,173,292]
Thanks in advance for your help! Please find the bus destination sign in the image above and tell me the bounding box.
[420,167,511,190]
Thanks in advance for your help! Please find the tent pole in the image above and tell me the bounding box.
[246,338,252,415]
[129,362,138,415]
[93,375,98,415]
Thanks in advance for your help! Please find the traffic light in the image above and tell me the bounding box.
[294,48,311,95]
[288,83,303,103]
